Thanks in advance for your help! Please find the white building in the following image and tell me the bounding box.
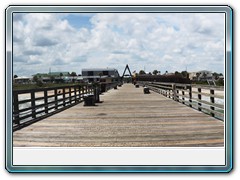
[189,70,213,81]
[14,76,31,84]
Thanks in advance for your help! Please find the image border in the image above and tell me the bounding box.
[5,5,233,173]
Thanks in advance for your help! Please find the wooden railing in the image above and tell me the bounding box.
[137,81,224,120]
[13,82,120,131]
[12,84,96,131]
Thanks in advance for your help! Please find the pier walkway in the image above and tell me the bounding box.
[13,84,224,147]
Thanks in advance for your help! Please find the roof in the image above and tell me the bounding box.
[82,68,118,72]
[14,76,31,79]
[33,73,48,76]
[49,72,69,76]
[197,70,212,73]
[33,72,70,77]
[82,75,115,78]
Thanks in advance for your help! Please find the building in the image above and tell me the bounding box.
[189,70,213,81]
[13,76,31,84]
[188,72,197,80]
[33,72,70,83]
[82,68,120,83]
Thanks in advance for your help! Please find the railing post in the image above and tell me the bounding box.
[69,87,71,104]
[84,85,86,95]
[176,89,179,102]
[94,86,100,103]
[91,85,93,94]
[13,91,20,125]
[182,90,185,104]
[63,88,66,106]
[31,91,36,118]
[189,85,192,108]
[89,85,91,94]
[44,90,48,113]
[78,85,81,100]
[86,85,89,94]
[54,89,58,109]
[210,89,215,117]
[74,86,77,103]
[80,86,83,100]
[198,88,202,111]
[172,84,176,101]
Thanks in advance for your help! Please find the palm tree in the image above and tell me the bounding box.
[33,75,38,82]
[152,70,159,75]
[70,72,77,77]
[139,70,146,75]
[181,71,188,78]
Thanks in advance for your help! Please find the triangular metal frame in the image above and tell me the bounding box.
[122,64,132,78]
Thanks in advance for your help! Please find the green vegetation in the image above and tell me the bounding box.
[216,79,224,86]
[192,81,209,85]
[139,70,146,75]
[192,79,224,86]
[152,70,159,75]
[70,72,77,76]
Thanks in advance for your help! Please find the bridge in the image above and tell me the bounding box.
[13,83,224,147]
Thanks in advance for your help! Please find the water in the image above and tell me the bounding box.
[14,94,65,123]
[177,91,224,120]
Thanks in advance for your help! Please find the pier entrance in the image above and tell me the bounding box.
[122,64,132,83]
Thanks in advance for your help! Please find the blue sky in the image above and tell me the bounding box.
[13,13,225,76]
[64,14,93,29]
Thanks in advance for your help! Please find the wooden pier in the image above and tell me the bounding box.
[13,84,224,147]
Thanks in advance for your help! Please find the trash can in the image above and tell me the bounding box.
[83,94,95,106]
[143,87,150,94]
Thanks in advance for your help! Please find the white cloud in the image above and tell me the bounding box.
[12,13,225,76]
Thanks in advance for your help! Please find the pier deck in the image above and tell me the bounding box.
[13,84,224,147]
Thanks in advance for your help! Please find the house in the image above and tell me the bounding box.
[33,73,49,79]
[197,70,213,81]
[33,72,70,83]
[188,72,197,80]
[82,68,120,83]
[189,70,213,81]
[14,76,31,84]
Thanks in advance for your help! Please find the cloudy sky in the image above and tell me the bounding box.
[13,13,225,76]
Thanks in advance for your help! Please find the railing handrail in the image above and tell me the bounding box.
[12,82,118,131]
[13,83,91,94]
[191,84,224,90]
[137,81,224,120]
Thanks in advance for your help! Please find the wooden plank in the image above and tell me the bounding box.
[13,84,224,147]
